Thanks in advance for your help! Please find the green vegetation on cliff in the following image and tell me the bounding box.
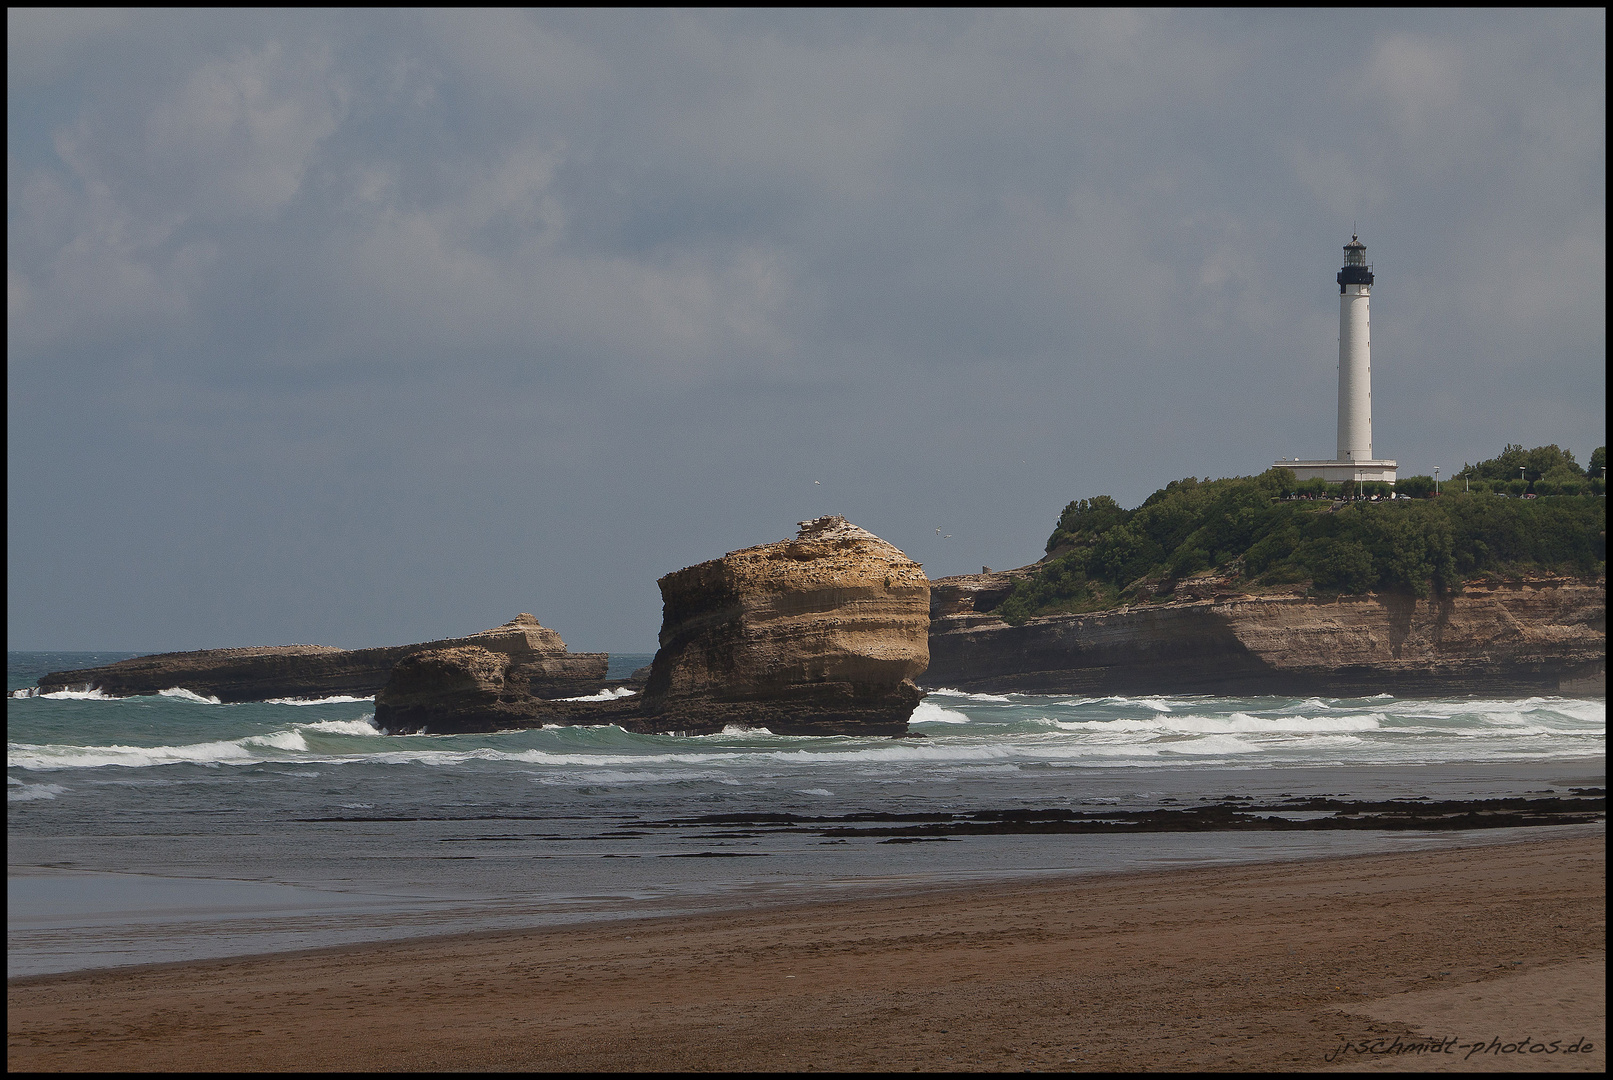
[1451,443,1607,496]
[995,448,1607,625]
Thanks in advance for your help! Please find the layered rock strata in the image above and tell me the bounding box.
[373,517,932,735]
[927,572,1606,696]
[34,614,607,704]
[635,515,931,735]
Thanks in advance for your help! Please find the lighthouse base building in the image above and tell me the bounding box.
[1275,234,1396,485]
[1279,458,1399,484]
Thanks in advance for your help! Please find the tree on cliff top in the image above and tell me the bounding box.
[1455,443,1582,483]
[994,451,1606,625]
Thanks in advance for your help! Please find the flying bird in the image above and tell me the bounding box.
[935,527,942,535]
[814,480,820,485]
[944,534,952,539]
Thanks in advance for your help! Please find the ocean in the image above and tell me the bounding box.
[7,650,1604,978]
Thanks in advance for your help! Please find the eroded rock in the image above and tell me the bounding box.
[926,573,1606,696]
[637,515,931,734]
[34,613,606,704]
[372,616,614,734]
[369,517,932,736]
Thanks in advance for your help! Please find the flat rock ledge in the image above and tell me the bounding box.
[33,614,606,704]
[376,516,931,736]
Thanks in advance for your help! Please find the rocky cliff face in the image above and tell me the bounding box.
[369,517,932,736]
[34,614,606,704]
[926,574,1606,696]
[637,515,931,734]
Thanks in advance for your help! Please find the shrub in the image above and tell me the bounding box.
[1457,443,1582,484]
[1398,475,1436,499]
[1296,478,1330,499]
[1304,537,1377,593]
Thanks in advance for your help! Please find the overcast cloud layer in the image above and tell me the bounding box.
[8,9,1605,652]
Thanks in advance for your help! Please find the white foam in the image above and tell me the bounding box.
[9,738,261,770]
[265,695,376,705]
[7,778,66,802]
[796,788,834,796]
[157,687,223,704]
[910,701,971,725]
[6,724,343,770]
[1033,712,1383,737]
[1156,734,1262,756]
[559,687,638,702]
[927,688,1015,703]
[1055,695,1178,712]
[1108,696,1178,712]
[34,688,118,701]
[9,687,39,699]
[244,731,309,752]
[296,719,381,736]
[716,724,775,737]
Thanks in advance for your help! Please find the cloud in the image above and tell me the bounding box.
[139,41,345,220]
[6,10,1604,651]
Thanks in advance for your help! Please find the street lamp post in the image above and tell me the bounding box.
[1434,467,1440,496]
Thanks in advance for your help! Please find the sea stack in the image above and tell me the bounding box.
[368,519,931,737]
[637,515,931,735]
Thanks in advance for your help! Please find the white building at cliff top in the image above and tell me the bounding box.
[1275,235,1397,484]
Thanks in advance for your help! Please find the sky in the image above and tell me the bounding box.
[8,9,1605,653]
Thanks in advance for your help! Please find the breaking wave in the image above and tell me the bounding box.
[157,687,223,704]
[559,687,638,702]
[911,701,971,724]
[19,688,118,701]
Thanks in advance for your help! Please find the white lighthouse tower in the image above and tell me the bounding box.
[1276,235,1397,485]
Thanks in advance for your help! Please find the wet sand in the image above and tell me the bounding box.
[7,833,1603,1072]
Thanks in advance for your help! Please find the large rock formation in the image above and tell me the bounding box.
[927,572,1606,696]
[32,614,607,704]
[635,515,931,735]
[371,516,931,736]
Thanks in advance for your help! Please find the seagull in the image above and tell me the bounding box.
[944,534,952,539]
[936,527,942,535]
[814,480,820,485]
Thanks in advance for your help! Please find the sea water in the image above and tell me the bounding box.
[7,651,1604,977]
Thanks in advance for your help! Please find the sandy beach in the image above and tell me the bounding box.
[6,831,1603,1072]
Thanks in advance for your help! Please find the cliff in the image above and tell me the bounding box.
[34,614,606,703]
[927,573,1606,696]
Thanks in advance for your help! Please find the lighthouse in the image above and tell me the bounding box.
[1275,235,1397,485]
